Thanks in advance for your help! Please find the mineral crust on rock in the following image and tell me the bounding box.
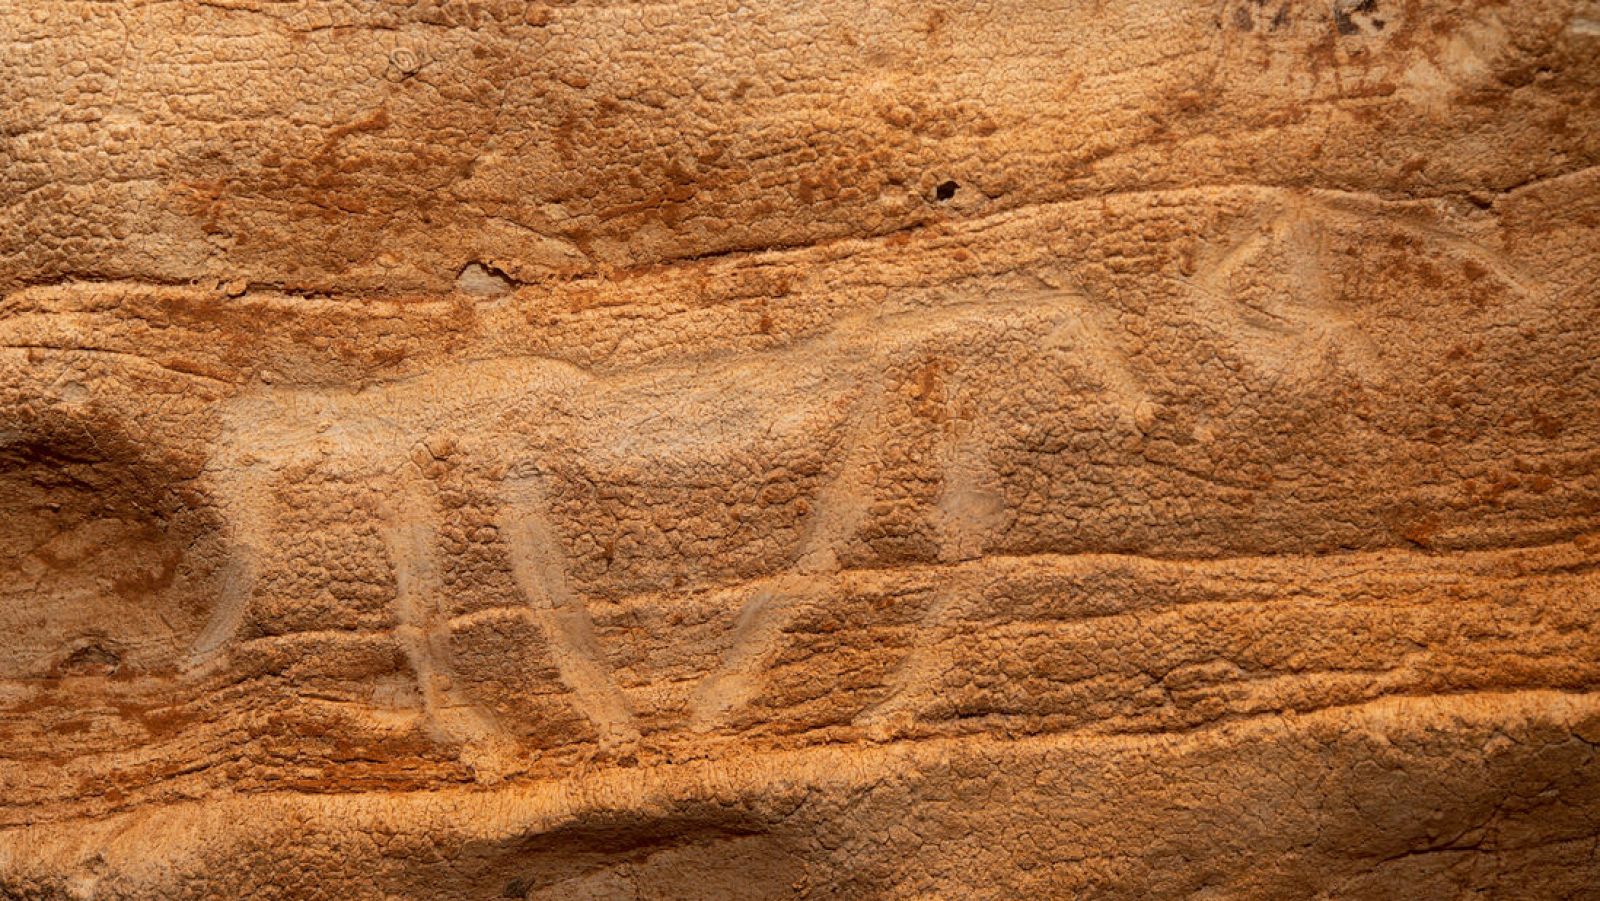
[2,1,1600,898]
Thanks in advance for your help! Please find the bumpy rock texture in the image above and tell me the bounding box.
[3,1,1600,898]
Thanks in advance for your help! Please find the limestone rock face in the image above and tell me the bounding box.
[3,1,1600,898]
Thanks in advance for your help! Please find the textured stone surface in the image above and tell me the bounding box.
[2,1,1600,898]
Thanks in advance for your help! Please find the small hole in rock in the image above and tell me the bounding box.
[935,180,959,201]
[61,642,122,677]
[457,261,514,297]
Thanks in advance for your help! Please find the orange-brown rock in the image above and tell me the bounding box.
[2,1,1599,897]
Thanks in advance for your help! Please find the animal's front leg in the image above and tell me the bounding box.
[687,401,882,733]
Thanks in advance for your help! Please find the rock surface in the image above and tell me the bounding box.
[3,1,1599,898]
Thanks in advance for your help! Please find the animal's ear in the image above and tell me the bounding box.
[0,362,230,681]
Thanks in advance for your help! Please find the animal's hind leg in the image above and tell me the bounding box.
[185,463,280,670]
[499,467,642,755]
[379,464,518,781]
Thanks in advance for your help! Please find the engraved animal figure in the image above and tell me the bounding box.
[194,283,1147,764]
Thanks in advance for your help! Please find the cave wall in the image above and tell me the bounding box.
[3,1,1600,897]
